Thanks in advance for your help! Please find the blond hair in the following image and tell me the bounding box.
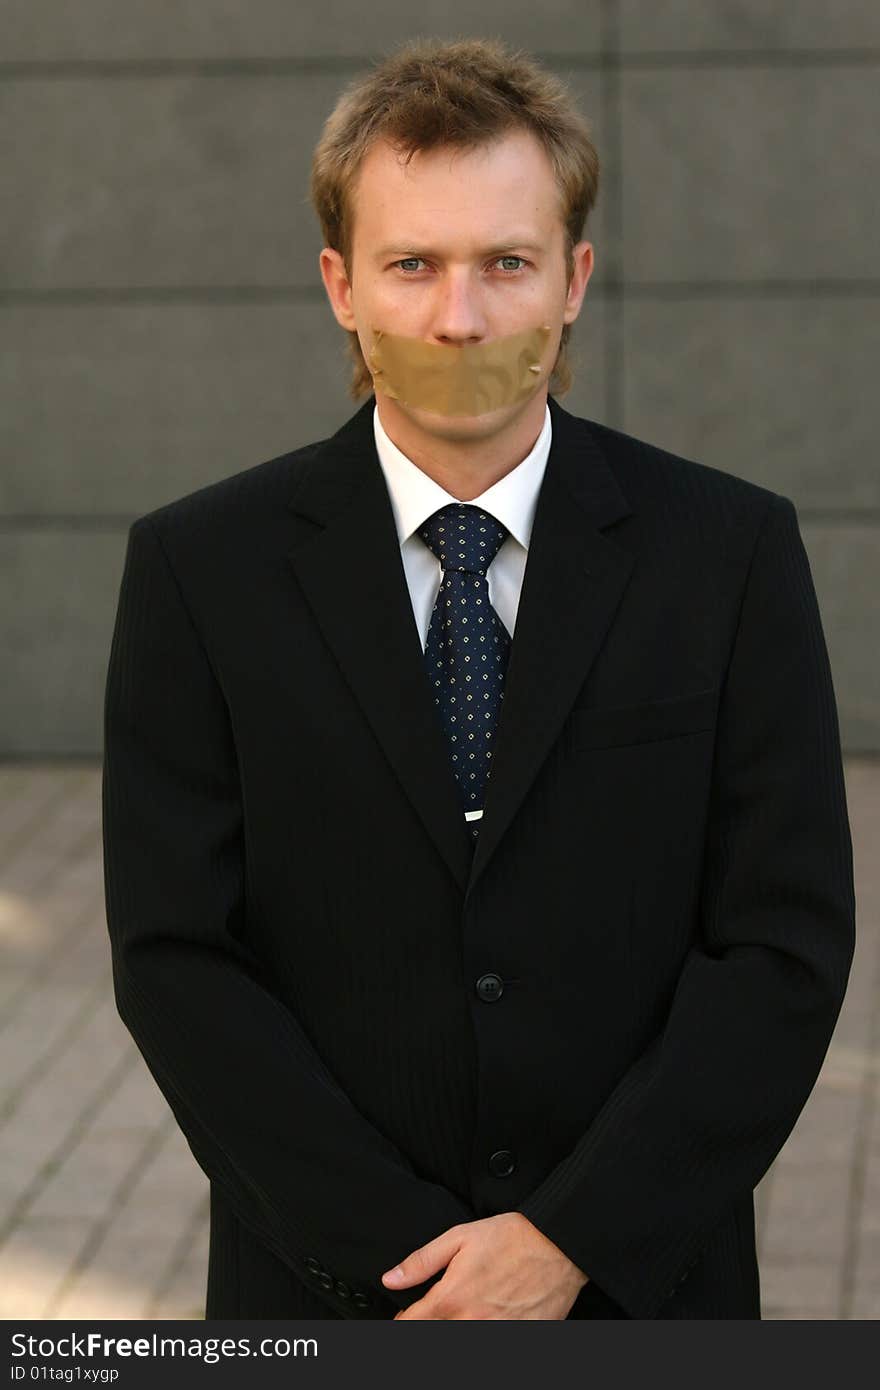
[309,35,600,400]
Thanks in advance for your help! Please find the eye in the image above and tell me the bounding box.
[391,255,529,274]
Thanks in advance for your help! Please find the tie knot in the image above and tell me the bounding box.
[418,503,509,578]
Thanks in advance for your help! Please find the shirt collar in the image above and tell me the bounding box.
[373,400,552,551]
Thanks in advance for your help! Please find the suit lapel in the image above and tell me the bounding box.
[284,393,636,901]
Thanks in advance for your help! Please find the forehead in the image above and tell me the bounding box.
[350,128,562,245]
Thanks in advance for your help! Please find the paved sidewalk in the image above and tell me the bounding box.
[0,761,877,1319]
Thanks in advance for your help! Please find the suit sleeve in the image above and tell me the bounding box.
[102,515,476,1320]
[514,492,856,1319]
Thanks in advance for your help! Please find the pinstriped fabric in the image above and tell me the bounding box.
[100,393,856,1321]
[514,493,856,1316]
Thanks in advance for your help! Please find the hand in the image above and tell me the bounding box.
[381,1212,589,1319]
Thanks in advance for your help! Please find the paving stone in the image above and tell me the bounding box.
[760,1259,841,1319]
[761,1161,851,1263]
[0,1216,94,1318]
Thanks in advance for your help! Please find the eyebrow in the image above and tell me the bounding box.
[373,241,546,259]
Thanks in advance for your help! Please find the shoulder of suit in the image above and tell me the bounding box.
[578,414,786,521]
[132,413,788,547]
[128,436,328,542]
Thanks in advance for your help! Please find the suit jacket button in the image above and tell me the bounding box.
[335,1280,352,1300]
[304,1256,322,1276]
[476,973,504,1001]
[353,1291,370,1309]
[488,1148,516,1177]
[317,1271,334,1291]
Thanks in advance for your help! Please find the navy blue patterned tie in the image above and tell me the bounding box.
[418,503,512,843]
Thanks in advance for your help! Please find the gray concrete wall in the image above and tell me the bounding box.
[2,3,877,754]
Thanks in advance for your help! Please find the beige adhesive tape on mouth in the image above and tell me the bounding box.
[368,323,553,416]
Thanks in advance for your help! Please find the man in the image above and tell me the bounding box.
[102,38,855,1320]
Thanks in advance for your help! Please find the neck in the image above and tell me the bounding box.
[375,391,548,501]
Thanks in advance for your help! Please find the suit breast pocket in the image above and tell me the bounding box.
[567,686,720,751]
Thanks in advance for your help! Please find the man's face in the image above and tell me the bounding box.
[319,127,593,443]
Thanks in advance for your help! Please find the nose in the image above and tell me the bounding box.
[429,267,488,345]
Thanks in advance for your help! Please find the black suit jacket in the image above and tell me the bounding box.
[102,392,856,1320]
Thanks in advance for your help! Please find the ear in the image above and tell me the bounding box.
[563,240,594,325]
[318,247,358,332]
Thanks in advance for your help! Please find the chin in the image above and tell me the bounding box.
[397,396,533,437]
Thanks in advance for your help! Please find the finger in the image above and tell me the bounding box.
[381,1225,465,1289]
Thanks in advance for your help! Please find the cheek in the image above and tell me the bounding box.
[357,278,423,327]
[514,275,558,313]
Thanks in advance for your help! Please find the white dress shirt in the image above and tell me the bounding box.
[372,401,553,654]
